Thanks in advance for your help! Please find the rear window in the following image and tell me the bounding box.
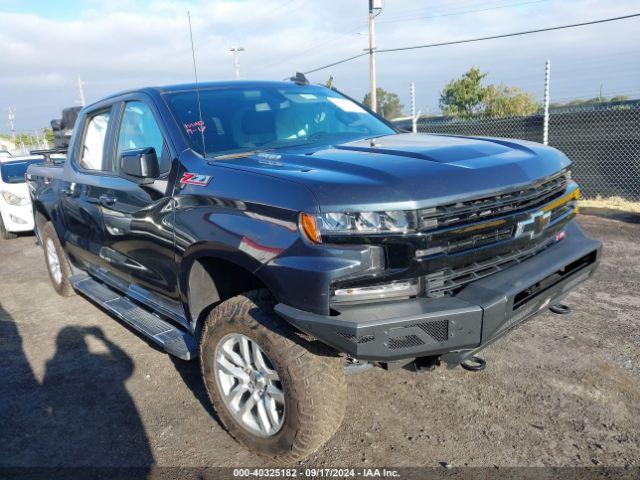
[1,160,43,183]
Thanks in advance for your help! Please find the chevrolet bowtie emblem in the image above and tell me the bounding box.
[514,210,551,239]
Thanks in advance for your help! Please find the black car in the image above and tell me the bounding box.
[27,79,601,461]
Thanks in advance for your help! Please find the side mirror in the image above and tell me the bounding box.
[120,147,159,182]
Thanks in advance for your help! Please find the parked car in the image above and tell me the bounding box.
[0,156,43,238]
[27,78,601,461]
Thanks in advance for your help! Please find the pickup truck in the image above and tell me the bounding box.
[27,78,602,462]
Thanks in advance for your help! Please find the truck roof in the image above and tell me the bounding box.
[92,80,302,107]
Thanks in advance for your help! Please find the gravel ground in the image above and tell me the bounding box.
[0,214,638,468]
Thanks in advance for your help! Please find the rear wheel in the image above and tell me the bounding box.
[41,222,75,297]
[200,290,346,462]
[0,213,17,240]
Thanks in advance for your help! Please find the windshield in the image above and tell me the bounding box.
[163,84,395,157]
[1,160,43,183]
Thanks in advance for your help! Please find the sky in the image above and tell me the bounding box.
[0,0,639,133]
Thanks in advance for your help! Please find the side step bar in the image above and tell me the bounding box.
[71,275,198,360]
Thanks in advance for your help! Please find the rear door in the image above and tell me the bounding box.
[96,96,179,303]
[60,107,116,271]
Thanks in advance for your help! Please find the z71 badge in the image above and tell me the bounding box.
[180,172,212,186]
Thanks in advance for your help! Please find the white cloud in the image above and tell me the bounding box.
[0,0,638,131]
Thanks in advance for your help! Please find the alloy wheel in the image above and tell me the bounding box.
[214,333,285,437]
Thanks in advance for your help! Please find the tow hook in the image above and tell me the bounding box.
[460,355,486,372]
[550,303,572,315]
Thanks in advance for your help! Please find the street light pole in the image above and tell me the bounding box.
[77,75,86,106]
[230,47,245,80]
[8,107,15,144]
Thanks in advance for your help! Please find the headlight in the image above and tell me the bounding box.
[2,191,28,206]
[300,211,415,242]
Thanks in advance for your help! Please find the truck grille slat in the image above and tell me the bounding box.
[419,170,569,231]
[425,239,554,297]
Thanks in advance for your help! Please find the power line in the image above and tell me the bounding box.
[379,0,500,20]
[261,0,545,75]
[247,21,366,75]
[303,13,640,75]
[377,0,549,25]
[304,52,369,75]
[378,13,640,54]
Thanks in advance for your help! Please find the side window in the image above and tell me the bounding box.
[117,101,170,175]
[79,111,110,171]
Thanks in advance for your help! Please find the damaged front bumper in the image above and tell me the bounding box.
[275,221,601,365]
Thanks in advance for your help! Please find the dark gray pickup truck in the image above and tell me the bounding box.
[27,78,601,461]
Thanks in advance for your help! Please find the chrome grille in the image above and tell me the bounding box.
[419,170,569,231]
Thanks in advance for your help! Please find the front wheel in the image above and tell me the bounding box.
[200,291,346,462]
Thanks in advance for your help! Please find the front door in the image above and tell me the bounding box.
[96,99,179,302]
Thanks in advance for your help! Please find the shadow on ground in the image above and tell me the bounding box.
[0,303,154,468]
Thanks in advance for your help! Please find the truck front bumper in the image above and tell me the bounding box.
[0,203,34,232]
[275,221,601,364]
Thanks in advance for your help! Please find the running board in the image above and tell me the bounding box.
[71,275,197,360]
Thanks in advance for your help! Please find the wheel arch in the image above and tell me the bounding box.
[182,250,273,334]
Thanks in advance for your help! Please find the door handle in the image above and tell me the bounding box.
[99,195,117,207]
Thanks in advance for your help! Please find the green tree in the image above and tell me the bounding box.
[362,87,404,120]
[483,85,539,117]
[610,95,629,102]
[439,67,487,118]
[550,95,630,108]
[44,128,55,145]
[440,67,541,118]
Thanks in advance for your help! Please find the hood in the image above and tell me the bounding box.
[215,133,571,212]
[0,180,29,199]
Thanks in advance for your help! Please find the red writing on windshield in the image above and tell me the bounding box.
[184,120,206,134]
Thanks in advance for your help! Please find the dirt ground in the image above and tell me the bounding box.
[1,214,638,468]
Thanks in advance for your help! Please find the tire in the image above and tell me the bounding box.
[200,290,346,463]
[41,221,75,297]
[0,214,17,240]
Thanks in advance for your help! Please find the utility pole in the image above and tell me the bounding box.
[543,60,551,145]
[8,107,16,144]
[368,0,382,113]
[230,47,245,80]
[77,75,86,106]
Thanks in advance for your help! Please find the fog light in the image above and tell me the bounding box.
[332,279,419,304]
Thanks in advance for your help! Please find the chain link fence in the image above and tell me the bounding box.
[394,100,640,201]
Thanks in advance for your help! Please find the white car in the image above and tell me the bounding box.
[0,156,44,239]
